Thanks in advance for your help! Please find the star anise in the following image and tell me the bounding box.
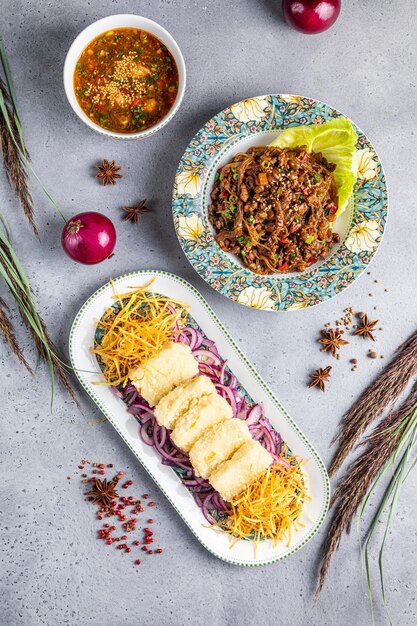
[319,328,349,357]
[86,477,119,507]
[308,366,332,392]
[96,160,122,186]
[122,198,150,223]
[352,314,378,341]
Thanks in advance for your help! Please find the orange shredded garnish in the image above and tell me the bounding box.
[216,459,310,552]
[92,279,189,387]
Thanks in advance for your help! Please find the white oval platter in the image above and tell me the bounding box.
[69,269,330,566]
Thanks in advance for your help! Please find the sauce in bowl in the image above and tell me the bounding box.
[73,28,179,134]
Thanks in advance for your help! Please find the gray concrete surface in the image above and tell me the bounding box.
[1,1,417,625]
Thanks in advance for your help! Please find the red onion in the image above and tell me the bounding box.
[283,0,341,34]
[61,211,116,264]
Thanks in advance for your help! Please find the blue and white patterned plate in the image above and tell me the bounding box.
[172,95,388,311]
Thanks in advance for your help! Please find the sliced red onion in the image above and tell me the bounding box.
[112,386,124,399]
[140,422,154,446]
[214,383,237,415]
[275,457,292,469]
[248,424,263,440]
[183,327,204,350]
[236,396,248,415]
[202,492,215,523]
[200,338,219,354]
[197,365,220,380]
[260,427,276,454]
[219,359,228,384]
[228,375,237,389]
[116,323,286,524]
[212,493,231,513]
[128,399,154,413]
[246,404,263,425]
[127,405,154,420]
[156,448,192,470]
[156,425,168,448]
[193,349,223,367]
[182,478,202,488]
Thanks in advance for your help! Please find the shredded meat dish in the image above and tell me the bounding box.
[209,146,340,274]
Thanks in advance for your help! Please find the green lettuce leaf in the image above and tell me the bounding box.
[270,117,358,215]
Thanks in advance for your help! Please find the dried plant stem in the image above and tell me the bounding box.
[316,384,417,598]
[0,296,32,372]
[0,77,38,235]
[329,329,417,476]
[0,39,66,228]
[0,225,79,406]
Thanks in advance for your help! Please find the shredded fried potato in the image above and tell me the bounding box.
[92,279,189,387]
[217,458,310,551]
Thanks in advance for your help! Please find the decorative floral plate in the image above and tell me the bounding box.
[172,95,388,311]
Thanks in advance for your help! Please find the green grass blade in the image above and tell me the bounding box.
[358,407,417,624]
[358,406,417,528]
[364,538,375,625]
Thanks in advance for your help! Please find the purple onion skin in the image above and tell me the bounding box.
[283,0,341,35]
[62,211,116,265]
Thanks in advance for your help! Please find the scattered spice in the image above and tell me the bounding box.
[368,350,378,359]
[313,305,387,383]
[350,357,358,372]
[87,477,119,507]
[308,366,332,392]
[352,314,378,341]
[72,460,163,568]
[96,160,122,186]
[319,328,349,358]
[122,198,150,223]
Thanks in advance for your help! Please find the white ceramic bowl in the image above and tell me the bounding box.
[63,14,186,139]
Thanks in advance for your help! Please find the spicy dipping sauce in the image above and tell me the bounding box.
[73,28,179,133]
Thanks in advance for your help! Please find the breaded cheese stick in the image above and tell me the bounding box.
[171,392,232,452]
[209,439,273,502]
[154,375,215,429]
[130,341,198,407]
[189,418,252,479]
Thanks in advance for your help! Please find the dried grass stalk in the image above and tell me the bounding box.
[329,329,417,476]
[0,296,32,372]
[316,384,417,597]
[0,232,79,406]
[0,77,38,236]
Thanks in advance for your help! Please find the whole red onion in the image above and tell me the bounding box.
[283,0,341,34]
[61,211,116,264]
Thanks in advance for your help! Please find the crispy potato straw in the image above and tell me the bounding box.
[216,457,309,552]
[92,279,189,387]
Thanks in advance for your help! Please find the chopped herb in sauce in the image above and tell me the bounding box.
[73,28,179,133]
